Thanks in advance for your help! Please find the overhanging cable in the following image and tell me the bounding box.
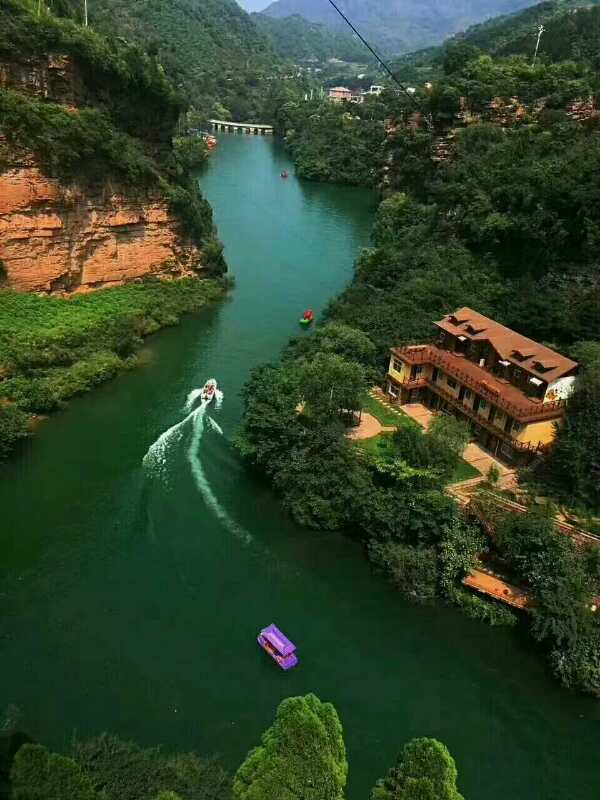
[325,0,418,107]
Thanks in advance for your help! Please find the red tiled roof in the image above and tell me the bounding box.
[435,308,578,383]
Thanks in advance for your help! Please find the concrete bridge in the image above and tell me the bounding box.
[209,119,273,135]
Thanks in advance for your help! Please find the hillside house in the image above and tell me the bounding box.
[386,308,578,463]
[328,86,353,103]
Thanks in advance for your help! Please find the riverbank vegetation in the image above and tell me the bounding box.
[0,278,227,460]
[240,34,600,693]
[2,694,465,799]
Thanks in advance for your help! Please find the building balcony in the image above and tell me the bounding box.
[392,345,566,425]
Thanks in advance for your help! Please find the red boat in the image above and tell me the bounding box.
[281,171,289,179]
[299,309,314,326]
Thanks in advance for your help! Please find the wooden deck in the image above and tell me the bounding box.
[463,569,531,610]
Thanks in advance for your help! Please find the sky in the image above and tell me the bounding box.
[237,0,270,11]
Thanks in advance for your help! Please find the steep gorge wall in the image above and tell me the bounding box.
[0,165,201,293]
[0,53,204,294]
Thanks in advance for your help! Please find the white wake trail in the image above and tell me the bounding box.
[184,389,204,411]
[187,406,252,543]
[142,407,198,471]
[207,416,223,435]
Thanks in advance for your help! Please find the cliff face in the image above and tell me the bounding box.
[0,166,201,293]
[0,53,205,294]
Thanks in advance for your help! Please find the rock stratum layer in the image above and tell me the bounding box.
[0,166,201,293]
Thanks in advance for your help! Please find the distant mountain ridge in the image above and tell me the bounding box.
[252,12,370,63]
[451,0,600,60]
[261,0,541,55]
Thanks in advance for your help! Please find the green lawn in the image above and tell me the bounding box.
[362,393,418,429]
[355,400,481,485]
[449,459,481,484]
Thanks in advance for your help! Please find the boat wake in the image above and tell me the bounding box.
[143,383,250,542]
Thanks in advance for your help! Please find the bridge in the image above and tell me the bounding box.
[208,119,273,135]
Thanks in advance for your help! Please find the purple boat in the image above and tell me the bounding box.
[257,624,299,671]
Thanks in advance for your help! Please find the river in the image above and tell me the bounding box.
[1,135,598,799]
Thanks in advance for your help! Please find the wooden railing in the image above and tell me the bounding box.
[394,345,566,423]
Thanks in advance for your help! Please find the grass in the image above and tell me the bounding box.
[449,459,481,484]
[358,395,481,485]
[362,393,419,429]
[0,277,227,457]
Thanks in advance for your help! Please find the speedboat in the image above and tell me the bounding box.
[281,170,289,179]
[201,379,218,403]
[258,624,298,671]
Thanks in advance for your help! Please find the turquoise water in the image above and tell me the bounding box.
[0,135,598,799]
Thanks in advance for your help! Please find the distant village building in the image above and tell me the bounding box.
[328,86,353,103]
[386,308,578,463]
[364,85,385,96]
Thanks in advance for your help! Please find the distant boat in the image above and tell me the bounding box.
[200,379,218,403]
[258,624,298,670]
[299,309,314,326]
[281,170,289,179]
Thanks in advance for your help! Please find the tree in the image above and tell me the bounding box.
[371,737,464,800]
[541,362,600,512]
[233,694,347,800]
[0,404,29,460]
[10,744,97,800]
[298,353,366,420]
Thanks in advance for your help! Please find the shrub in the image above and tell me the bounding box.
[369,541,438,601]
[11,744,97,800]
[0,404,29,460]
[450,588,518,627]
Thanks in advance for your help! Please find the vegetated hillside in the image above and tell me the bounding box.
[261,0,539,55]
[453,0,600,62]
[86,0,280,121]
[252,12,369,63]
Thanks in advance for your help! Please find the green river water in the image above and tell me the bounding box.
[1,135,598,799]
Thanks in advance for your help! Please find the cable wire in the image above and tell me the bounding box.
[325,0,418,107]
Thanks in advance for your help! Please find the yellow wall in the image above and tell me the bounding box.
[388,355,407,383]
[518,418,560,446]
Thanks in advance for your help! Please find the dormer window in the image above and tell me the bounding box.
[511,350,533,363]
[533,361,554,374]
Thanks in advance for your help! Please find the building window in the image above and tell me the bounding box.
[512,421,524,434]
[411,366,423,379]
[447,377,457,389]
[479,399,487,409]
[432,367,439,382]
[464,389,472,399]
[392,359,403,373]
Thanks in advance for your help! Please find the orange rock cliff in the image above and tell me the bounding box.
[0,55,205,294]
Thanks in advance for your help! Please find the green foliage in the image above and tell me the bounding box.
[0,404,29,460]
[72,735,231,800]
[0,279,224,459]
[173,136,209,173]
[0,0,183,138]
[285,99,386,186]
[438,520,486,595]
[539,365,600,512]
[88,0,280,122]
[368,541,438,601]
[449,588,518,627]
[0,89,157,187]
[371,737,464,800]
[11,744,97,800]
[233,693,347,800]
[253,13,369,63]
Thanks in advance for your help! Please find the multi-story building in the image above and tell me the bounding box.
[386,308,578,463]
[328,86,353,103]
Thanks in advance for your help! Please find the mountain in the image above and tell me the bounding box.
[0,0,220,293]
[452,0,600,61]
[86,0,279,119]
[252,12,370,63]
[261,0,541,55]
